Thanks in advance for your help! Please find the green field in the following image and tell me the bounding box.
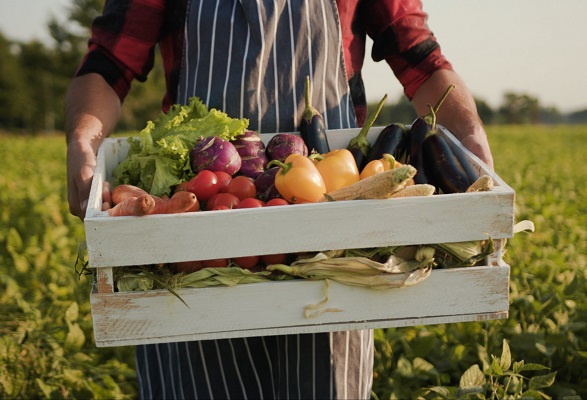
[1,126,586,399]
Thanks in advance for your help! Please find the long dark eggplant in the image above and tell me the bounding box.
[300,76,330,155]
[409,84,455,184]
[363,122,408,168]
[346,93,388,169]
[422,131,479,194]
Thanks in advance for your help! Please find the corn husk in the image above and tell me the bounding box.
[433,239,494,268]
[175,267,272,288]
[267,251,433,290]
[117,272,155,292]
[116,266,273,292]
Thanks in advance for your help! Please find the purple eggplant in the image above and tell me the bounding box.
[190,136,242,176]
[300,76,330,155]
[231,130,265,157]
[239,149,268,179]
[265,133,308,162]
[409,84,455,184]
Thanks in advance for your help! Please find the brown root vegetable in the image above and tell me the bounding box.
[108,194,156,217]
[112,184,149,205]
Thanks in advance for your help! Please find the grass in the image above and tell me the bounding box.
[1,125,585,399]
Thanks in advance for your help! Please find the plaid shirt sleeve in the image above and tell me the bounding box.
[75,0,184,109]
[339,0,452,116]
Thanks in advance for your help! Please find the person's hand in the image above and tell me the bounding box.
[65,74,121,220]
[67,138,113,221]
[67,138,98,220]
[411,69,494,170]
[453,123,494,170]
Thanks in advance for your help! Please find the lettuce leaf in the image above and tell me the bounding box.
[112,97,249,197]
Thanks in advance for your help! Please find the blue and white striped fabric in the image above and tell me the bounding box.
[137,1,374,398]
[176,0,357,133]
[137,331,374,399]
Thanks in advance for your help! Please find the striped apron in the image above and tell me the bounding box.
[136,1,373,398]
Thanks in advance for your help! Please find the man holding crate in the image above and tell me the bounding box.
[66,0,493,398]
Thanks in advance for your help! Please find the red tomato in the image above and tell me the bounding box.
[265,198,290,206]
[225,176,257,200]
[174,181,190,194]
[237,198,265,208]
[169,260,204,273]
[232,255,260,269]
[261,253,289,265]
[187,170,220,201]
[215,171,233,192]
[200,258,229,268]
[210,205,230,211]
[206,192,240,210]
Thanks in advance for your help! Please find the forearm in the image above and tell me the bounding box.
[65,73,121,219]
[411,69,494,169]
[66,73,121,150]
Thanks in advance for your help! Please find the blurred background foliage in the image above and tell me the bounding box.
[1,0,587,135]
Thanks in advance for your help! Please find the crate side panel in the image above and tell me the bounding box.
[85,190,514,267]
[91,265,509,345]
[96,311,509,347]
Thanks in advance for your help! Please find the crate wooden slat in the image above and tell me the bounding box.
[84,126,515,347]
[91,264,510,347]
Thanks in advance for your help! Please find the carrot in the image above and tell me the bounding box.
[149,191,199,214]
[102,181,112,206]
[112,184,149,205]
[107,194,156,217]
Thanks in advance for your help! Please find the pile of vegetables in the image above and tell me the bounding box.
[106,82,497,291]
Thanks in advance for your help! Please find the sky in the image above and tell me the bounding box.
[1,0,586,113]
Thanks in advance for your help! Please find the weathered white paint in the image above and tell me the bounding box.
[85,127,515,268]
[85,126,515,347]
[91,264,510,347]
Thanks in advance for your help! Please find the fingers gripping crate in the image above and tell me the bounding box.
[84,127,515,347]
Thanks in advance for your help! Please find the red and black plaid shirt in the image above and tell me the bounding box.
[77,0,452,124]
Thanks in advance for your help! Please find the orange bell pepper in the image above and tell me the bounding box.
[360,153,415,186]
[310,149,360,193]
[267,154,326,203]
[360,153,396,180]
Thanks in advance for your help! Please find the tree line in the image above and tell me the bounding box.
[1,0,586,135]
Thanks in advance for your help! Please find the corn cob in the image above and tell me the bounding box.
[389,183,435,198]
[466,175,494,192]
[319,164,417,201]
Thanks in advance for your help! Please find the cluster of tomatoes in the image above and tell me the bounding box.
[170,169,291,272]
[171,252,290,273]
[175,169,288,211]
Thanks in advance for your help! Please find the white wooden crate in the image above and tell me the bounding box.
[85,126,514,347]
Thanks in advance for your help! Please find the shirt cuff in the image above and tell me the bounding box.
[384,45,453,100]
[75,50,133,103]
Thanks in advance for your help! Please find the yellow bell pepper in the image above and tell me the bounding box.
[310,149,360,193]
[267,154,326,203]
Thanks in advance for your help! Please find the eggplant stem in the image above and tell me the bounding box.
[305,76,312,108]
[424,84,455,126]
[347,93,388,154]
